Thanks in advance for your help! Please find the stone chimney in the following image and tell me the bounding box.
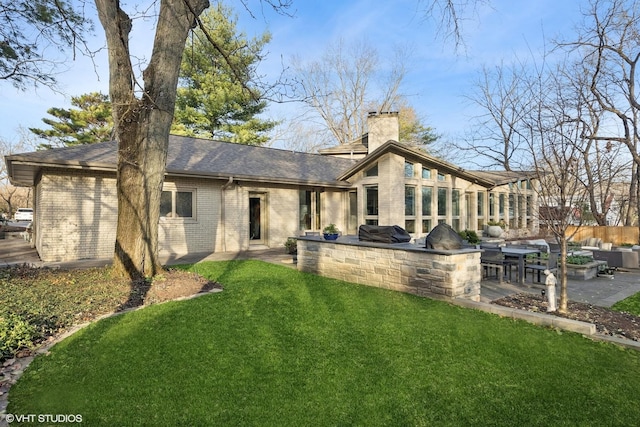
[366,111,399,153]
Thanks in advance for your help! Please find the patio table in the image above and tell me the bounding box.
[501,247,541,285]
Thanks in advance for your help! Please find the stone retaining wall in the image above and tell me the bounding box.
[297,236,482,301]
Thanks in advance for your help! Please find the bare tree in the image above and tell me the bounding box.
[460,62,532,170]
[559,0,640,230]
[471,52,631,311]
[420,0,490,51]
[0,131,35,215]
[293,39,409,145]
[520,65,592,313]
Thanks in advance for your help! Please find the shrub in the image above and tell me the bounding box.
[566,255,593,265]
[284,237,297,254]
[0,312,39,359]
[458,229,480,244]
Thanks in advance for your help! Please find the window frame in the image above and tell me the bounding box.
[365,185,379,225]
[160,187,196,220]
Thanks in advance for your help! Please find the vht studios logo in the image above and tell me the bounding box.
[4,413,83,423]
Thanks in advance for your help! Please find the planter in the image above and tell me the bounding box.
[323,233,339,241]
[565,260,608,280]
[486,225,503,238]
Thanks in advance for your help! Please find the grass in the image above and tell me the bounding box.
[7,260,640,426]
[613,292,640,316]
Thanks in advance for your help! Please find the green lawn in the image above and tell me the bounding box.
[612,291,640,316]
[8,261,640,426]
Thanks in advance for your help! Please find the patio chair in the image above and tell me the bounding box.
[481,248,515,283]
[524,251,559,283]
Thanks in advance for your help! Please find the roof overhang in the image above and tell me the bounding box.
[5,157,353,190]
[338,140,497,187]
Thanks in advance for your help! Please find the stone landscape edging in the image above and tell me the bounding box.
[0,287,223,426]
[451,297,640,351]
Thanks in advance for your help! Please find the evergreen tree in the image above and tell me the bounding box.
[172,2,277,144]
[30,93,113,149]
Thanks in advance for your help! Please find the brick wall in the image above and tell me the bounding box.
[34,169,349,262]
[35,170,225,262]
[158,178,220,257]
[35,170,118,261]
[297,237,481,301]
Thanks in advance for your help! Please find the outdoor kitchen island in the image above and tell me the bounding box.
[296,235,482,301]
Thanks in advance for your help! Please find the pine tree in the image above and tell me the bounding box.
[172,2,277,144]
[30,93,113,149]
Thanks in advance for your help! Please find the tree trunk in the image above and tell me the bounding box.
[558,238,568,314]
[95,0,209,280]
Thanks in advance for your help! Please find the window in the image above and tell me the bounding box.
[405,186,416,233]
[161,189,194,218]
[422,187,432,216]
[452,190,460,216]
[348,191,358,234]
[422,187,432,234]
[365,163,378,177]
[422,167,432,179]
[299,190,321,231]
[405,161,414,178]
[477,192,485,229]
[405,186,415,215]
[437,188,447,217]
[489,192,495,217]
[499,193,505,219]
[437,172,446,181]
[365,186,378,225]
[452,189,460,231]
[509,194,516,228]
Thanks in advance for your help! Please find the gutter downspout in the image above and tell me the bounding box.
[221,177,234,252]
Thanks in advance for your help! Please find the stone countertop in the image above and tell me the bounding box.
[295,235,482,256]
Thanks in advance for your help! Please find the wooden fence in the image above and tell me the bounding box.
[566,226,639,246]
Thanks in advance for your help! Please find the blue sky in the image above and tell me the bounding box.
[0,0,583,154]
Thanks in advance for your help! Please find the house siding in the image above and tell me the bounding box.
[33,169,335,262]
[158,178,220,258]
[34,171,226,262]
[35,169,118,262]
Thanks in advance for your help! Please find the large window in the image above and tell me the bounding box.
[509,194,516,228]
[405,186,415,215]
[489,192,495,217]
[422,187,432,216]
[405,186,416,233]
[422,167,432,179]
[299,190,321,231]
[452,189,460,230]
[477,192,485,229]
[365,186,379,225]
[160,189,194,219]
[437,188,447,217]
[422,187,433,233]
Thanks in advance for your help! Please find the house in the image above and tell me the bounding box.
[5,112,539,262]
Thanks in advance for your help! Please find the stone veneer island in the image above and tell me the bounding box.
[296,235,482,301]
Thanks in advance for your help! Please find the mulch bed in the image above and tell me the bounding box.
[493,293,640,342]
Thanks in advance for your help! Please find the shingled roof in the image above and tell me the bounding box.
[6,135,357,188]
